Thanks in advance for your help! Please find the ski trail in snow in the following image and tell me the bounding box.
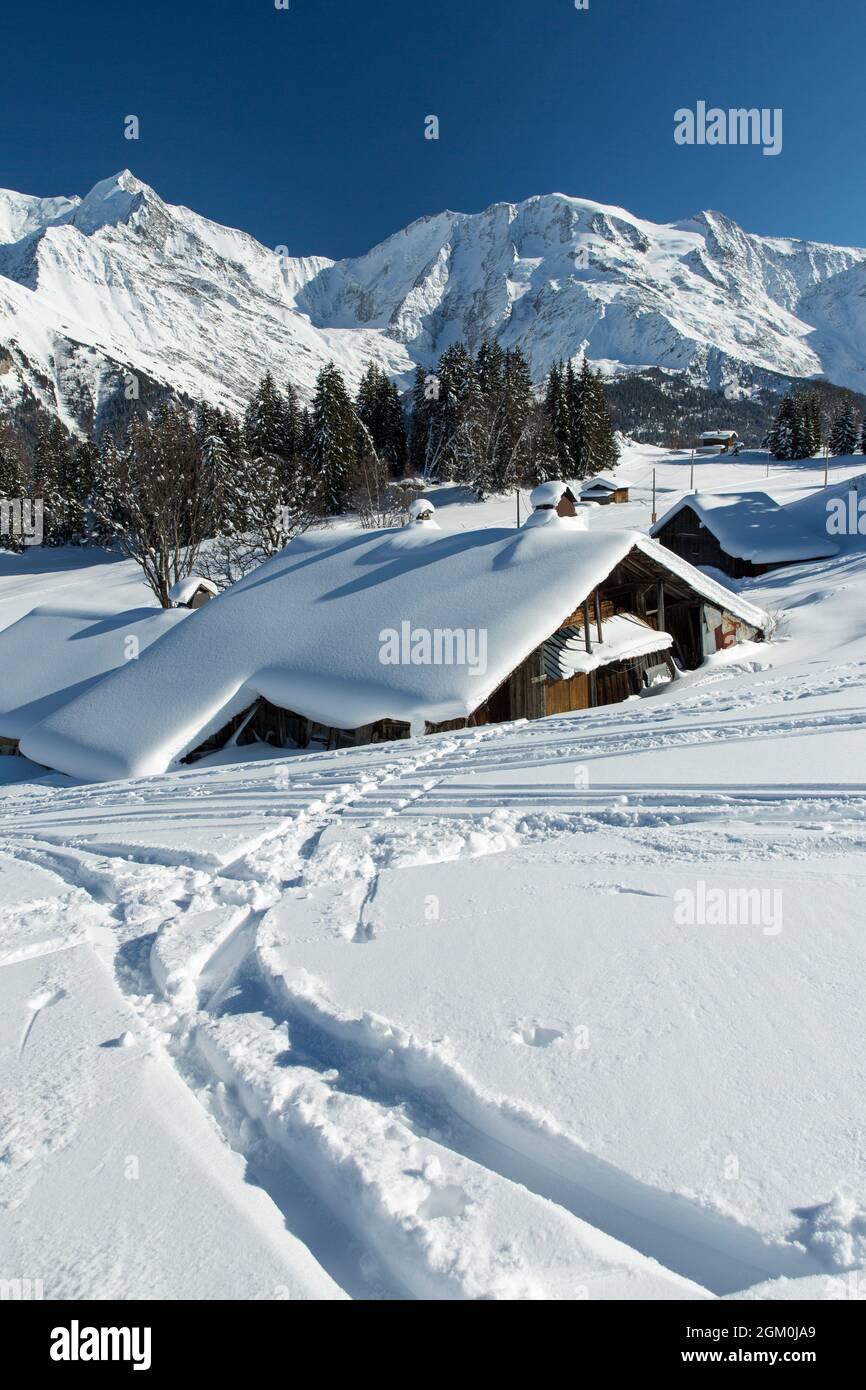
[3,688,864,1298]
[240,959,825,1298]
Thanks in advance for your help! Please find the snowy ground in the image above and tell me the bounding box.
[2,446,866,1301]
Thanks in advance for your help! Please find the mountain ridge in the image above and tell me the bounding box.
[2,170,866,437]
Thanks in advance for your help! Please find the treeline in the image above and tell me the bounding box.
[764,388,866,460]
[605,370,780,447]
[408,342,618,494]
[0,362,412,601]
[0,346,620,603]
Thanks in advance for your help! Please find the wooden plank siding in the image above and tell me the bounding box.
[653,506,773,579]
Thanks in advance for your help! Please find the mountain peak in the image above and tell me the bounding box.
[3,175,866,437]
[64,170,155,235]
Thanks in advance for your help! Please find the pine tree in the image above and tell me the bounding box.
[32,418,73,545]
[588,367,620,472]
[356,364,407,473]
[409,364,447,479]
[0,419,25,552]
[765,392,796,460]
[65,439,99,543]
[789,391,821,460]
[244,371,293,462]
[501,347,533,475]
[551,358,621,479]
[475,339,506,397]
[437,343,480,478]
[804,392,823,457]
[195,406,243,531]
[544,361,572,476]
[829,401,860,456]
[380,379,408,474]
[309,362,357,513]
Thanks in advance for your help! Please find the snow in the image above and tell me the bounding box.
[0,603,187,740]
[6,173,866,432]
[2,443,866,1301]
[406,497,435,520]
[528,479,571,507]
[581,472,633,492]
[544,613,673,678]
[650,491,840,564]
[20,524,766,782]
[521,505,588,530]
[167,575,218,605]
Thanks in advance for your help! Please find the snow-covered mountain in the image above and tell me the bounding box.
[3,169,866,434]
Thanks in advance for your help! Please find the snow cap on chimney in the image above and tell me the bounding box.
[407,497,437,525]
[529,480,570,510]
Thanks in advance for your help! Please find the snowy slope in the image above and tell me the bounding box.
[4,174,866,434]
[2,449,866,1300]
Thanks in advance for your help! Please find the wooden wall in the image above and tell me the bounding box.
[654,507,772,579]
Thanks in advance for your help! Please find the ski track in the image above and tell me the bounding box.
[3,668,865,1298]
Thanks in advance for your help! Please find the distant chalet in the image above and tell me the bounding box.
[579,473,631,505]
[650,491,839,579]
[21,493,768,780]
[697,430,738,455]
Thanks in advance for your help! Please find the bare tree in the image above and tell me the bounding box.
[94,405,215,606]
[349,451,404,529]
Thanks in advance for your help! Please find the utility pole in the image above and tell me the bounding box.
[516,488,521,529]
[690,450,695,492]
[651,468,657,524]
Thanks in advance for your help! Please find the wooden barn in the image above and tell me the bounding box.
[20,520,769,782]
[650,492,839,579]
[580,473,631,505]
[697,430,738,455]
[168,576,219,610]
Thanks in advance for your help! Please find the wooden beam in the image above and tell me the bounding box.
[595,589,604,644]
[582,599,593,654]
[657,580,666,632]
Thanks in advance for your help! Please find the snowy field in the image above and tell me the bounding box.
[2,445,866,1301]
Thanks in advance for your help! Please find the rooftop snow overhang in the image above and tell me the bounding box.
[19,526,770,781]
[544,613,673,679]
[649,496,840,564]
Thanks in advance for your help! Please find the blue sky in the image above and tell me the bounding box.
[4,0,863,257]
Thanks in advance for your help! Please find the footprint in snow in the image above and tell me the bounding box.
[509,1020,565,1048]
[418,1184,469,1220]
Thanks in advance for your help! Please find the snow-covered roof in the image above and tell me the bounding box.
[783,471,866,554]
[544,614,673,679]
[521,507,587,531]
[21,527,767,782]
[529,480,573,508]
[407,497,435,518]
[168,575,219,605]
[700,430,737,440]
[580,473,632,493]
[650,492,840,564]
[0,604,188,741]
